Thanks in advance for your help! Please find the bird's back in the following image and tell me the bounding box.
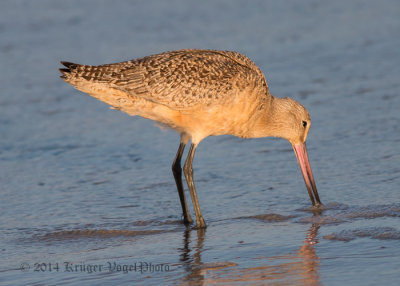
[60,49,270,110]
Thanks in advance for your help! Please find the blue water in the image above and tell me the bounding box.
[1,0,400,285]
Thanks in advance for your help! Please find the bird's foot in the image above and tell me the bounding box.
[183,214,193,225]
[311,202,326,214]
[193,217,207,229]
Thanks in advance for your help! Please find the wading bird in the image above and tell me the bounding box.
[60,49,322,228]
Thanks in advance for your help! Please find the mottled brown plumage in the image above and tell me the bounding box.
[61,49,268,108]
[60,49,322,228]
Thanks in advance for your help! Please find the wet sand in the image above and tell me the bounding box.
[1,0,400,285]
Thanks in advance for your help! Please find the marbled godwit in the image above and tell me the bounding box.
[59,49,322,228]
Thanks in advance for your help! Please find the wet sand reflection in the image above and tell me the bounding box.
[178,224,321,285]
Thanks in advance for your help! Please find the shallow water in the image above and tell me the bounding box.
[1,0,400,285]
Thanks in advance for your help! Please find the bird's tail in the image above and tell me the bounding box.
[59,61,121,95]
[59,61,139,113]
[59,61,109,85]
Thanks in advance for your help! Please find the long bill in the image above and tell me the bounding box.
[292,143,322,207]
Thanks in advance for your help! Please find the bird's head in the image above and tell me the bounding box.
[263,97,322,207]
[268,97,311,145]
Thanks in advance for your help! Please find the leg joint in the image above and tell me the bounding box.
[183,160,193,176]
[172,162,182,175]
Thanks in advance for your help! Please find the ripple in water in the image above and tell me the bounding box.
[40,229,166,241]
[323,227,400,242]
[236,213,297,222]
[297,202,400,225]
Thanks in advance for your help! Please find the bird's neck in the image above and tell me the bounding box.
[249,96,291,140]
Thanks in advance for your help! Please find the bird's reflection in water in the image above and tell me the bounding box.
[179,228,206,284]
[178,224,321,285]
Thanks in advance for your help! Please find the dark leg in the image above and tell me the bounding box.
[172,142,193,224]
[183,144,206,228]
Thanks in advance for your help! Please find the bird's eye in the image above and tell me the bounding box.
[302,121,307,127]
